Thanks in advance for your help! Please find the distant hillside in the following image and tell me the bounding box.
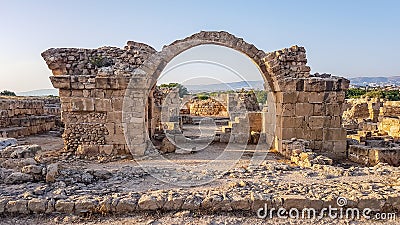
[349,76,400,87]
[185,80,264,93]
[16,89,58,96]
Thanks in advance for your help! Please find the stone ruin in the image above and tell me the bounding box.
[0,96,61,138]
[344,98,400,166]
[2,31,400,219]
[41,31,350,160]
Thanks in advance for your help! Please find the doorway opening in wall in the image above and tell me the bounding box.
[147,44,270,159]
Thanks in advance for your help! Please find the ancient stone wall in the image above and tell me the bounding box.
[380,101,400,117]
[273,72,349,159]
[42,31,349,159]
[186,97,228,117]
[0,97,59,138]
[42,42,156,156]
[379,117,400,138]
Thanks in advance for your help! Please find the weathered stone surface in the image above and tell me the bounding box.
[46,163,59,183]
[159,138,175,154]
[115,197,138,213]
[55,200,74,213]
[41,31,349,157]
[4,172,33,184]
[74,198,98,213]
[6,200,29,214]
[0,97,59,138]
[28,198,47,213]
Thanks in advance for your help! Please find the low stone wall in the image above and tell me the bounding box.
[281,139,333,167]
[380,101,400,117]
[0,97,60,138]
[379,117,400,138]
[187,97,228,117]
[348,145,400,166]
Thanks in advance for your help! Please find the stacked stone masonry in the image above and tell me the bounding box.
[42,31,349,158]
[343,98,400,166]
[0,97,60,138]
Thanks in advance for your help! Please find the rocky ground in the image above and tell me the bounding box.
[2,212,399,225]
[0,132,399,224]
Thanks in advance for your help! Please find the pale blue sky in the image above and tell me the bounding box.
[0,0,399,92]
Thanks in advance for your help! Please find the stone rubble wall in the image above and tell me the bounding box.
[227,92,260,120]
[43,41,156,155]
[348,144,400,166]
[41,42,156,76]
[343,99,400,139]
[342,98,382,131]
[182,91,259,118]
[0,97,60,138]
[186,97,228,117]
[378,117,400,138]
[377,101,400,139]
[380,101,400,118]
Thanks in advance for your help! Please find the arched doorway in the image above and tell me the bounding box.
[123,31,278,157]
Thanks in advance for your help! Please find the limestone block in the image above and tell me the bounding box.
[308,116,325,128]
[95,77,111,89]
[107,111,122,122]
[277,92,298,104]
[59,89,71,97]
[281,128,296,140]
[323,128,346,141]
[76,145,99,156]
[304,78,325,92]
[312,103,325,116]
[322,141,334,152]
[112,97,124,111]
[308,92,324,103]
[50,76,71,89]
[325,103,341,116]
[127,142,147,156]
[71,98,94,111]
[295,103,313,116]
[55,200,74,213]
[74,198,98,213]
[28,199,47,213]
[99,145,114,155]
[220,133,231,143]
[6,200,29,214]
[279,103,295,116]
[115,197,138,213]
[333,140,347,153]
[94,98,112,112]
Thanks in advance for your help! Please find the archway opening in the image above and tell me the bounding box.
[147,44,272,157]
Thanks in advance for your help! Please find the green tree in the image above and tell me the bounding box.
[382,90,400,101]
[0,90,16,96]
[254,90,268,104]
[196,93,209,100]
[345,88,366,99]
[159,83,189,97]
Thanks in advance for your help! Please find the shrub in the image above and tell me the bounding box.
[0,90,16,96]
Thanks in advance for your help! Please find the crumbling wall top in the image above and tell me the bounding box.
[41,41,156,76]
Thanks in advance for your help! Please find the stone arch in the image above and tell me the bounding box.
[42,30,349,160]
[123,31,279,155]
[139,31,280,93]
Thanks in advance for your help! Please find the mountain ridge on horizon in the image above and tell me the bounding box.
[10,75,400,96]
